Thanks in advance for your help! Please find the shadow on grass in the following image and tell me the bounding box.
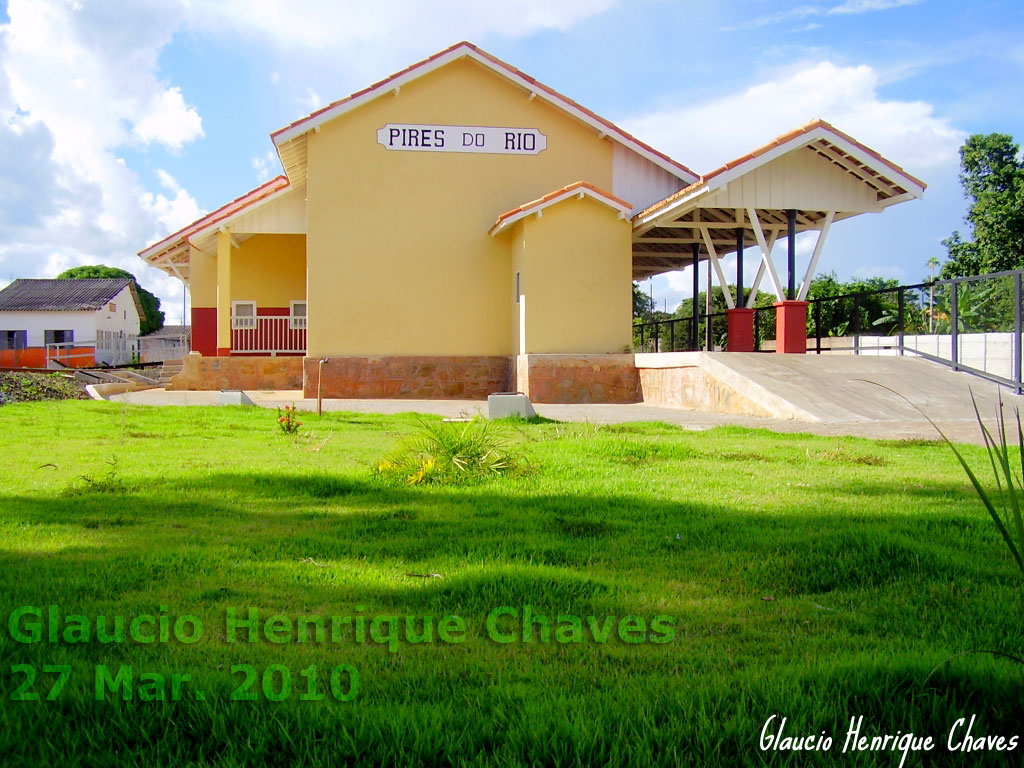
[1,470,1018,608]
[4,469,1024,767]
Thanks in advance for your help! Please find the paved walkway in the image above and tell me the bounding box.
[108,388,1000,445]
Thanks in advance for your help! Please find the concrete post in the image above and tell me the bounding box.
[774,300,809,354]
[726,308,755,352]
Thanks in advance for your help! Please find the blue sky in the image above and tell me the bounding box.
[1,0,1022,322]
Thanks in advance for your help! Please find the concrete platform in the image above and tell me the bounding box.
[703,353,1023,422]
[636,352,1024,424]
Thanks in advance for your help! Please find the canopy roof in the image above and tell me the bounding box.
[630,120,927,280]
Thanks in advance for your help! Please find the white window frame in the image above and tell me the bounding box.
[231,300,257,329]
[289,300,307,330]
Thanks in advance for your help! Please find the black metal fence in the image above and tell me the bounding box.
[633,269,1024,393]
[633,316,696,353]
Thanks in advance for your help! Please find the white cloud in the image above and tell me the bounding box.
[195,0,615,51]
[132,87,204,149]
[189,0,618,88]
[298,87,321,114]
[140,170,204,233]
[0,0,201,321]
[622,60,965,175]
[830,0,921,14]
[251,150,280,183]
[726,0,923,30]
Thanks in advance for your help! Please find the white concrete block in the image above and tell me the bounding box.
[218,390,255,406]
[488,392,536,419]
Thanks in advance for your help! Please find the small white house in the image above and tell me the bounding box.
[0,278,143,367]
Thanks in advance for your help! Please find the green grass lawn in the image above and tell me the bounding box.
[1,400,1022,767]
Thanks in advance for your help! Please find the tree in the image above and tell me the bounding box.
[56,265,164,334]
[941,133,1024,278]
[804,273,904,337]
[632,282,655,320]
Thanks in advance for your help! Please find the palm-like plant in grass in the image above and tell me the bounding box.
[374,417,524,485]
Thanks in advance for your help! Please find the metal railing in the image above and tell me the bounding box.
[633,269,1024,393]
[802,270,1023,393]
[633,316,695,352]
[232,316,307,354]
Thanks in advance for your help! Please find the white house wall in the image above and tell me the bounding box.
[612,143,687,215]
[0,310,96,347]
[92,285,142,364]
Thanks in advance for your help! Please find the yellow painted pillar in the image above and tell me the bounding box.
[216,230,232,355]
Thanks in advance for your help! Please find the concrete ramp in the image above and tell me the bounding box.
[636,352,1024,422]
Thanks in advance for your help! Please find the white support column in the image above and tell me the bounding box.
[796,211,835,301]
[746,230,779,308]
[700,227,735,309]
[746,208,784,302]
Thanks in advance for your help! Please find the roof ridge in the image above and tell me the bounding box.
[270,41,697,181]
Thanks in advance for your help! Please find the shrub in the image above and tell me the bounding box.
[277,404,302,435]
[373,417,526,486]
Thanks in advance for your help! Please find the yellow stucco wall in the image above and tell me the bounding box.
[305,56,615,356]
[188,248,217,308]
[229,234,307,308]
[512,198,633,354]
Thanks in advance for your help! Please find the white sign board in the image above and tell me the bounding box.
[377,124,547,155]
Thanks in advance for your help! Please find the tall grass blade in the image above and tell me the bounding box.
[859,380,1024,575]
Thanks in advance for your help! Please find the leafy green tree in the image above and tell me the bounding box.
[56,265,164,334]
[632,282,655,320]
[942,133,1024,278]
[805,273,906,337]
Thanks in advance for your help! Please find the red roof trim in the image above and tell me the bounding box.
[270,41,697,181]
[490,181,631,235]
[139,176,289,259]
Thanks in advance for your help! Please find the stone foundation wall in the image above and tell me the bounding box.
[515,354,640,403]
[303,356,511,399]
[168,353,304,391]
[634,352,813,420]
[169,352,648,405]
[638,366,781,416]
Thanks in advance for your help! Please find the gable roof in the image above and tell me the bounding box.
[633,119,927,227]
[489,181,631,236]
[0,278,142,314]
[271,41,697,187]
[139,175,289,266]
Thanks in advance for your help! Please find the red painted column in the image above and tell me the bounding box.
[726,308,755,352]
[190,307,218,356]
[774,300,809,354]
